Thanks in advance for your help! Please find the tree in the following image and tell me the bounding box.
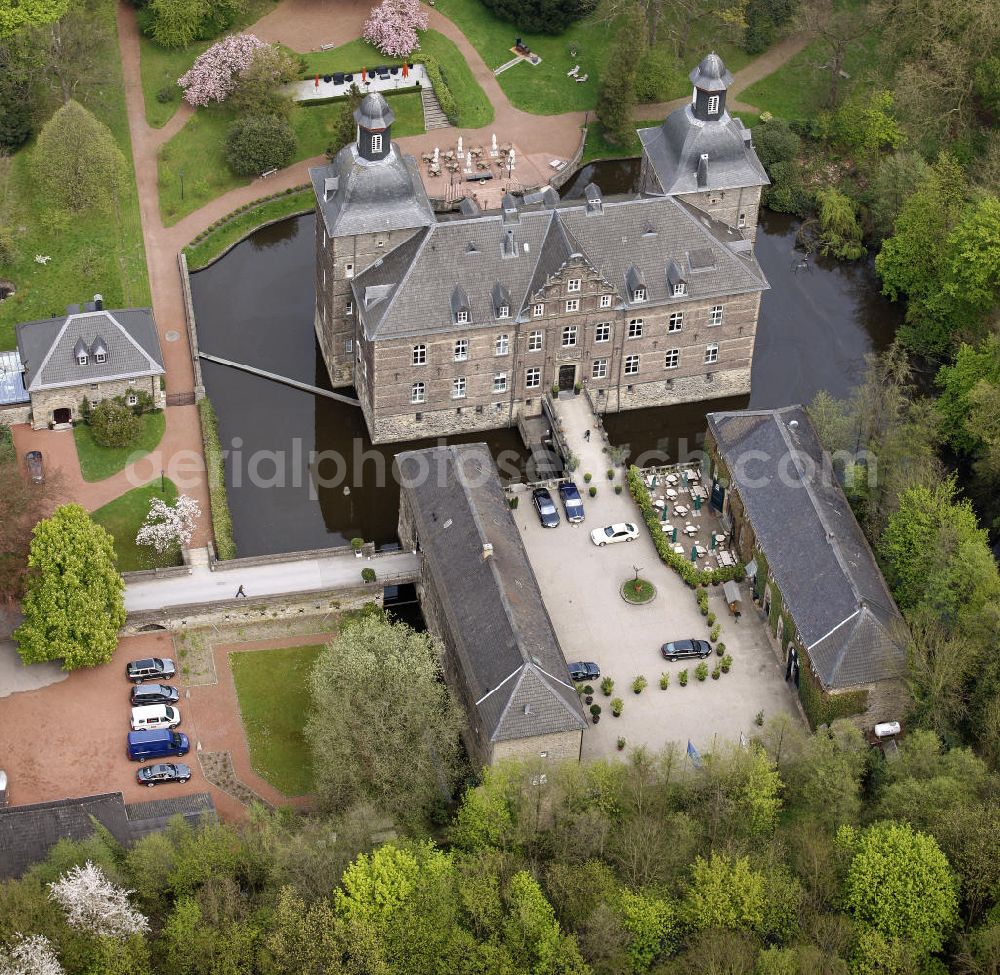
[48,862,149,939]
[682,854,766,933]
[0,934,65,975]
[227,43,299,117]
[815,187,866,260]
[32,100,127,214]
[617,888,675,971]
[177,33,268,108]
[326,83,364,159]
[793,0,870,106]
[596,4,645,144]
[865,151,929,241]
[0,0,71,38]
[147,0,209,49]
[941,195,1000,318]
[838,821,959,960]
[362,0,429,58]
[136,495,201,557]
[225,114,296,176]
[307,614,464,824]
[829,89,903,160]
[478,0,596,33]
[89,399,142,447]
[14,504,125,670]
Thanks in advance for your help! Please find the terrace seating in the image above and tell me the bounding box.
[332,72,344,84]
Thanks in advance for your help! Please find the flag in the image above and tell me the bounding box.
[686,739,702,769]
[739,731,748,750]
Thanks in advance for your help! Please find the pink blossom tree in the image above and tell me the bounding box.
[136,494,201,555]
[362,0,428,58]
[177,32,269,107]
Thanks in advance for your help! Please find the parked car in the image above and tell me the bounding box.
[130,683,180,706]
[557,482,585,523]
[532,487,560,528]
[590,522,639,546]
[136,763,192,788]
[568,661,600,682]
[24,450,44,484]
[126,657,177,683]
[130,704,181,731]
[126,729,189,762]
[660,638,712,661]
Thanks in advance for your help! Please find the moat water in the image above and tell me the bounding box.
[190,167,901,556]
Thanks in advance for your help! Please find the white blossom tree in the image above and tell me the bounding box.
[362,0,428,58]
[0,935,65,975]
[136,494,201,555]
[47,862,149,940]
[177,32,269,107]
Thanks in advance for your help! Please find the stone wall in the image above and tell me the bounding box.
[675,186,763,242]
[492,729,583,764]
[29,375,164,430]
[0,404,32,427]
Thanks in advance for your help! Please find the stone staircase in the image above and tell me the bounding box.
[421,87,450,130]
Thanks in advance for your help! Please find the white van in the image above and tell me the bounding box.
[130,704,181,731]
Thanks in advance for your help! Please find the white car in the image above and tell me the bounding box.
[590,522,639,546]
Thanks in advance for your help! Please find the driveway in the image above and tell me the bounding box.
[514,395,801,760]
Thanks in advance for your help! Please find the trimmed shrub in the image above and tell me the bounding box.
[225,114,296,176]
[361,567,376,583]
[659,671,669,690]
[695,661,709,682]
[607,468,614,480]
[198,397,236,559]
[631,675,647,694]
[611,697,624,716]
[583,472,593,483]
[721,654,733,673]
[709,624,721,642]
[89,399,142,447]
[601,676,614,696]
[589,486,597,497]
[478,0,595,34]
[678,669,689,686]
[712,665,721,680]
[420,54,458,124]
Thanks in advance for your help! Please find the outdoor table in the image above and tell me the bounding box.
[660,523,674,533]
[683,525,698,536]
[665,473,678,485]
[674,504,688,516]
[665,488,678,499]
[672,544,685,555]
[652,499,666,510]
[695,544,707,556]
[687,469,700,481]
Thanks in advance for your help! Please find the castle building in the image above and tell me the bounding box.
[311,53,769,444]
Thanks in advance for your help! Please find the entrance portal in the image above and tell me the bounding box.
[558,364,575,391]
[53,407,71,424]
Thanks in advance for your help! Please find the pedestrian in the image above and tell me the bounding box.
[584,429,591,442]
[235,585,247,598]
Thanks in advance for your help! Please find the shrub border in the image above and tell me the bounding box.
[198,397,236,560]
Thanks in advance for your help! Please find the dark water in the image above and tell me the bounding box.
[191,175,901,555]
[558,157,643,199]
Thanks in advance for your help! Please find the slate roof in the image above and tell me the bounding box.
[707,405,906,690]
[397,444,587,744]
[15,308,164,392]
[353,194,768,340]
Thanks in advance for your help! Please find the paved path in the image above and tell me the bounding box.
[125,550,420,612]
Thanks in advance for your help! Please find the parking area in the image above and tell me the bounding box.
[513,395,801,760]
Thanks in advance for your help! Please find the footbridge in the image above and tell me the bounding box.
[198,352,360,406]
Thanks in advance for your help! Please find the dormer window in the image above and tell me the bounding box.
[707,95,720,114]
[498,305,509,318]
[77,353,88,366]
[666,259,687,298]
[451,285,471,325]
[95,352,107,364]
[673,283,686,297]
[633,287,646,302]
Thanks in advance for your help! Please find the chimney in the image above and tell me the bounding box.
[481,542,494,561]
[93,293,103,311]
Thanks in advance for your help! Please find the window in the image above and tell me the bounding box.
[454,339,469,361]
[371,133,383,153]
[412,344,426,365]
[495,334,509,356]
[77,353,88,366]
[595,322,611,343]
[592,358,608,379]
[600,294,612,309]
[567,278,581,293]
[322,268,326,291]
[345,262,354,278]
[705,344,719,364]
[346,338,354,353]
[126,393,138,406]
[738,212,747,228]
[411,382,425,404]
[673,282,686,297]
[709,305,724,326]
[498,305,510,319]
[526,367,541,388]
[456,310,469,324]
[452,377,467,399]
[668,312,683,332]
[562,325,577,347]
[664,349,679,369]
[628,318,643,339]
[528,330,543,351]
[533,303,544,317]
[565,298,580,313]
[632,287,647,302]
[493,373,507,392]
[95,352,107,364]
[624,354,640,375]
[345,301,354,315]
[707,94,720,114]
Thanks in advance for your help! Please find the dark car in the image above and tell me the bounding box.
[660,639,712,661]
[130,683,180,706]
[532,487,560,528]
[557,482,585,523]
[24,450,44,484]
[568,661,600,682]
[136,762,192,787]
[126,657,177,683]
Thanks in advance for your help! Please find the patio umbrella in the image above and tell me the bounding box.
[314,74,320,89]
[360,66,367,84]
[651,474,657,488]
[671,527,678,543]
[710,532,717,550]
[694,495,702,512]
[402,61,409,79]
[458,135,463,155]
[682,470,689,487]
[690,546,698,563]
[660,504,668,522]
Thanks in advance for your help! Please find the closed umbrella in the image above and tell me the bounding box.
[690,546,698,563]
[694,495,702,512]
[660,504,668,522]
[671,527,678,543]
[710,532,717,550]
[315,74,320,90]
[361,66,367,84]
[402,61,409,80]
[651,474,657,488]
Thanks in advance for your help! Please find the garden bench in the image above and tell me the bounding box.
[260,168,278,179]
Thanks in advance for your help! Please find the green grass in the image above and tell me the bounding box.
[581,121,642,164]
[158,91,423,225]
[184,188,315,269]
[73,411,167,482]
[0,0,149,352]
[621,577,656,603]
[301,30,493,129]
[91,478,180,571]
[231,643,324,796]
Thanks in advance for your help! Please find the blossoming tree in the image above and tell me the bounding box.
[362,0,428,58]
[136,494,201,556]
[48,862,149,940]
[177,33,269,107]
[0,934,65,975]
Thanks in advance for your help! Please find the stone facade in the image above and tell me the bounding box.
[28,374,164,430]
[492,730,583,764]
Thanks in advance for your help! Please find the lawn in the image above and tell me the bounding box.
[91,477,180,571]
[301,30,493,129]
[184,188,315,269]
[0,0,149,353]
[73,410,167,482]
[230,643,324,796]
[581,121,642,164]
[158,90,423,225]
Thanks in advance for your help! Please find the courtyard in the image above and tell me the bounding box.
[513,394,802,760]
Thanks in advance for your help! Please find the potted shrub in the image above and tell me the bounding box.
[590,703,602,724]
[710,624,721,642]
[611,697,624,717]
[706,611,716,626]
[678,669,689,687]
[551,384,560,397]
[606,468,614,480]
[755,709,765,726]
[361,567,376,583]
[721,653,733,673]
[615,484,622,494]
[716,641,726,657]
[711,665,721,680]
[574,381,582,395]
[350,537,364,558]
[616,736,626,751]
[589,486,597,497]
[659,671,669,690]
[631,675,648,694]
[695,661,709,682]
[601,676,614,696]
[583,472,593,483]
[583,684,594,705]
[509,496,519,510]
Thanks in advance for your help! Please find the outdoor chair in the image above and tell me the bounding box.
[390,66,399,75]
[344,73,353,82]
[567,65,580,77]
[332,72,344,84]
[575,74,588,83]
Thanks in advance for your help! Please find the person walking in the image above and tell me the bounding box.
[235,585,247,598]
[583,429,591,442]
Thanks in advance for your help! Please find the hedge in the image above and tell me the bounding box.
[419,54,458,125]
[626,465,745,587]
[797,660,868,729]
[198,397,236,560]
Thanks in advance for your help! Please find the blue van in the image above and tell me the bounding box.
[127,729,190,762]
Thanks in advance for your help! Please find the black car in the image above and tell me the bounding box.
[130,683,180,706]
[660,639,712,661]
[126,657,177,683]
[532,487,560,528]
[136,763,192,787]
[557,482,585,523]
[568,661,601,682]
[24,450,44,484]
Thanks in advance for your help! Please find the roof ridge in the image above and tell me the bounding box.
[668,198,769,289]
[361,227,432,338]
